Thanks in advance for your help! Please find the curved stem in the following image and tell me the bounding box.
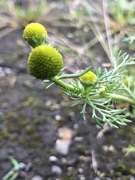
[51,76,74,91]
[52,77,135,107]
[58,67,91,79]
[108,93,135,106]
[90,93,135,106]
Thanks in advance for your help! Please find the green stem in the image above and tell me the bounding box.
[52,77,135,107]
[51,77,74,91]
[2,157,19,180]
[108,93,135,106]
[91,93,135,106]
[58,67,91,79]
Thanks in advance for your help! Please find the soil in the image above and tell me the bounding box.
[0,12,135,180]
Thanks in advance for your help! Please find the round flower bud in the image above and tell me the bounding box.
[28,45,63,80]
[23,23,47,48]
[79,71,97,86]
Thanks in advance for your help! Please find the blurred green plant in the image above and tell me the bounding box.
[123,145,135,156]
[109,0,135,29]
[2,156,20,180]
[15,2,45,26]
[23,23,135,128]
[0,0,47,27]
[67,0,115,66]
[124,33,135,45]
[67,0,135,67]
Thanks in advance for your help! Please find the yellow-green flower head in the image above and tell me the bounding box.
[28,45,63,80]
[23,23,47,48]
[79,71,97,86]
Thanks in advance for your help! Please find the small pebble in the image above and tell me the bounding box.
[19,162,26,170]
[55,139,71,155]
[73,123,79,129]
[78,174,86,180]
[49,156,58,162]
[94,177,100,180]
[31,175,43,180]
[5,67,12,74]
[74,136,83,142]
[130,177,135,180]
[51,165,62,175]
[45,101,52,107]
[55,114,61,120]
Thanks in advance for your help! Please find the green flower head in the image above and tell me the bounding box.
[23,23,47,48]
[79,71,97,86]
[28,45,63,80]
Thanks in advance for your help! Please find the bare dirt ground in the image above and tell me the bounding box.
[0,2,135,180]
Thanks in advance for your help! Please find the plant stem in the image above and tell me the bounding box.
[107,93,135,106]
[51,77,74,91]
[58,67,91,79]
[51,77,135,106]
[91,93,135,106]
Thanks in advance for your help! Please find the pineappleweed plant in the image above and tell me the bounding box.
[23,23,135,128]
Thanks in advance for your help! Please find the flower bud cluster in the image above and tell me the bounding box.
[23,23,63,80]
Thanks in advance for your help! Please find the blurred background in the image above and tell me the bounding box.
[0,0,135,179]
